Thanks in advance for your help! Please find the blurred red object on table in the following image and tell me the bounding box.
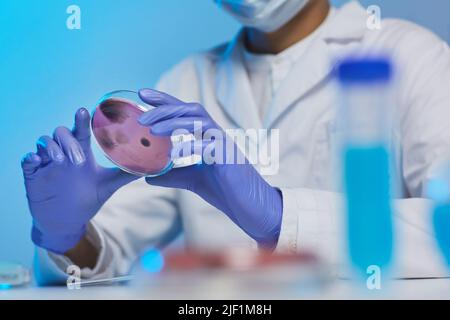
[163,248,319,272]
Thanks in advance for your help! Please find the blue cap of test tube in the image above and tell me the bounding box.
[336,57,392,84]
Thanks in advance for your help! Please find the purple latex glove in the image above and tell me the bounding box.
[21,108,138,255]
[138,88,283,248]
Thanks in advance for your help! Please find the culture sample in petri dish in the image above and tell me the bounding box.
[91,91,174,177]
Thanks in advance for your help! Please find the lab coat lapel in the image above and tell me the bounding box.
[263,1,368,129]
[263,38,333,129]
[216,31,263,130]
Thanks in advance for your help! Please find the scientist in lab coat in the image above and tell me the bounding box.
[22,0,450,284]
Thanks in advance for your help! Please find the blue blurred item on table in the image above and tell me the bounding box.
[0,262,31,289]
[427,170,450,267]
[337,57,394,277]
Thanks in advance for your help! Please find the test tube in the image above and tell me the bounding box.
[337,58,394,278]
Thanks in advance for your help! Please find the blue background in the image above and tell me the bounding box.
[1,0,449,268]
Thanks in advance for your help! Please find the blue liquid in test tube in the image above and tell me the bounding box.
[337,58,394,277]
[427,175,450,267]
[434,203,450,266]
[344,145,392,271]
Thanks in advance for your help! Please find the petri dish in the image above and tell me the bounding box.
[91,90,175,177]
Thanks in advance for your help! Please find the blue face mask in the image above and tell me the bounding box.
[215,0,309,32]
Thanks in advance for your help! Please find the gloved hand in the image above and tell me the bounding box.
[21,108,138,255]
[138,88,283,248]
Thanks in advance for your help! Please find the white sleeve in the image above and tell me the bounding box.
[276,188,449,278]
[34,179,182,285]
[34,221,105,285]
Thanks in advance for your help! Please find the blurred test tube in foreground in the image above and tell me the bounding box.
[337,58,394,279]
[427,168,450,267]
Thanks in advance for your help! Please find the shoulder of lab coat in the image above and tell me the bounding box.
[380,19,450,197]
[331,9,450,196]
[155,42,230,103]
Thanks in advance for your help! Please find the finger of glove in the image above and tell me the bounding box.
[138,103,204,126]
[53,126,86,166]
[21,152,42,176]
[138,88,185,107]
[36,136,65,165]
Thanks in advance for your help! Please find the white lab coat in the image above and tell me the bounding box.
[36,1,450,284]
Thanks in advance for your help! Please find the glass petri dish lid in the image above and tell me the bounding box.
[91,90,174,177]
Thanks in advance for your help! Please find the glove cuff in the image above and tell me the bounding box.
[32,225,87,255]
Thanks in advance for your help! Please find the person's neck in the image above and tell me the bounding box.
[245,0,330,55]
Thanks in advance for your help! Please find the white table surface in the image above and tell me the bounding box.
[2,278,450,300]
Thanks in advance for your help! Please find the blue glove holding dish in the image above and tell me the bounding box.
[22,89,283,253]
[137,89,283,248]
[21,109,138,255]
